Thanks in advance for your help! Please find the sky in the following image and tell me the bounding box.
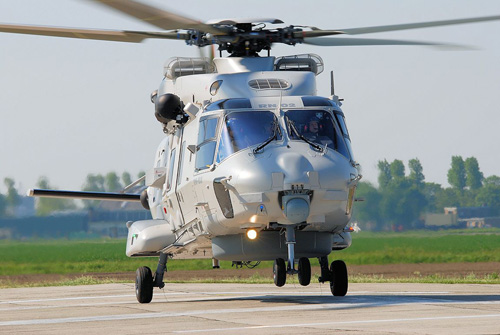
[0,0,499,194]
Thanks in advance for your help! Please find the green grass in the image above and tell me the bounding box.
[1,272,499,289]
[1,228,499,276]
[336,229,500,265]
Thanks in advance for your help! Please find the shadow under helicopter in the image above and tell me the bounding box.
[152,290,500,311]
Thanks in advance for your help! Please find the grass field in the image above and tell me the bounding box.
[1,229,499,277]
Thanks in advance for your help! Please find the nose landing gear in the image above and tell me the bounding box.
[272,225,313,288]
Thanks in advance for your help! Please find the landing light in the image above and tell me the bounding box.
[246,229,258,240]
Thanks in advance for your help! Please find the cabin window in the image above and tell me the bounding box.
[286,110,351,160]
[216,111,280,163]
[195,116,219,171]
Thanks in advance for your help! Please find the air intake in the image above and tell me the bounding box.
[248,78,290,90]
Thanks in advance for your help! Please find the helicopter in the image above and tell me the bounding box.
[2,0,499,303]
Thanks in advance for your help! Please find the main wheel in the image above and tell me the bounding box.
[330,260,348,296]
[273,258,286,287]
[298,257,311,286]
[135,266,154,303]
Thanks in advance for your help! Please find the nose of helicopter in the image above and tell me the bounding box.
[275,151,314,185]
[229,145,353,193]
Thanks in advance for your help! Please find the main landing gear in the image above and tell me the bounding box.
[135,252,168,303]
[319,256,348,296]
[272,226,348,296]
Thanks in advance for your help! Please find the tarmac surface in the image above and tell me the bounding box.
[1,282,499,334]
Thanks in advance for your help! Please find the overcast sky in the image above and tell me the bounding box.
[1,0,499,194]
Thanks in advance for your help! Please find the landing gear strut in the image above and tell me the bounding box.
[318,256,348,296]
[135,252,168,303]
[273,226,312,287]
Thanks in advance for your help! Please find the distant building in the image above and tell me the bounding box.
[426,206,500,229]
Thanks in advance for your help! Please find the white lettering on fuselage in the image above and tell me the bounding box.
[258,103,296,108]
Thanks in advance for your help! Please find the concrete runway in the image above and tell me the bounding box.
[0,282,499,334]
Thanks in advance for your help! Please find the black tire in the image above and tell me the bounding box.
[298,257,311,286]
[135,266,153,303]
[330,260,348,296]
[273,258,286,287]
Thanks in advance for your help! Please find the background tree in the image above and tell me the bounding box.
[81,174,105,208]
[122,172,132,187]
[0,193,7,218]
[422,182,442,213]
[464,157,483,190]
[408,158,425,187]
[82,174,105,192]
[3,177,20,215]
[137,171,146,186]
[105,172,122,192]
[352,182,381,229]
[35,177,76,216]
[377,160,391,190]
[389,159,405,181]
[483,175,500,186]
[447,156,466,190]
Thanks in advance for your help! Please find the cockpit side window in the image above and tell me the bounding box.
[335,113,355,160]
[217,111,280,163]
[195,116,219,171]
[286,110,351,160]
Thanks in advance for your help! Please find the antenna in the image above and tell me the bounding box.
[330,70,335,96]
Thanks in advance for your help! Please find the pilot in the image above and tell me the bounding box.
[303,117,321,140]
[303,116,333,146]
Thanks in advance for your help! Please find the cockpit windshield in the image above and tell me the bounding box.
[217,111,280,162]
[286,110,352,160]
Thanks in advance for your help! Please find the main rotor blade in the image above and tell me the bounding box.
[304,37,440,47]
[0,23,187,42]
[305,14,500,37]
[91,0,225,35]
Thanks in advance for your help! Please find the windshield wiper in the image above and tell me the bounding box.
[287,119,324,152]
[253,121,281,154]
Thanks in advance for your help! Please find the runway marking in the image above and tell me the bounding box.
[172,314,500,333]
[1,297,499,327]
[0,294,135,304]
[0,290,451,305]
[0,304,348,326]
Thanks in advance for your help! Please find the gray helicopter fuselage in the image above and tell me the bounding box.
[126,56,360,261]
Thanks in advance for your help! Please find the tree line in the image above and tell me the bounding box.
[0,171,145,217]
[353,156,500,230]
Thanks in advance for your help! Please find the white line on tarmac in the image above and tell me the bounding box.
[2,298,499,327]
[172,314,500,333]
[0,290,451,305]
[0,294,135,304]
[0,304,345,326]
